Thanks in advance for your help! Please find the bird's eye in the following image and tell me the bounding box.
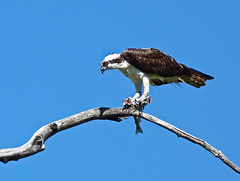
[103,62,109,66]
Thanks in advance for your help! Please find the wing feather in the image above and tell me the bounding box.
[121,48,191,77]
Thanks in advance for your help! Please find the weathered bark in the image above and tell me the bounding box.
[0,107,239,174]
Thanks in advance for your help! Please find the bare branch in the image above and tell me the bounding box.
[0,107,136,163]
[139,112,240,174]
[0,107,239,174]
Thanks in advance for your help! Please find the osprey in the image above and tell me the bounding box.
[101,48,214,104]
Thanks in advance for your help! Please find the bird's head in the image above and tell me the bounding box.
[100,53,125,73]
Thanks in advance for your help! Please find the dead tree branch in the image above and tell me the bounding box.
[0,107,239,174]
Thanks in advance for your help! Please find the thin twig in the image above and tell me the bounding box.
[0,107,239,174]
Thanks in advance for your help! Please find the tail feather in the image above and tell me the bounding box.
[181,68,214,88]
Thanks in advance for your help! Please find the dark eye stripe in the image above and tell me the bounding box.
[109,58,122,64]
[102,62,108,66]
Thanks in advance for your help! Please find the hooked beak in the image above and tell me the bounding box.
[101,66,106,74]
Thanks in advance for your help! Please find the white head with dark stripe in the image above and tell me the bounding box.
[101,53,125,73]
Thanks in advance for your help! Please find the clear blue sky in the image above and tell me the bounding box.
[1,1,240,180]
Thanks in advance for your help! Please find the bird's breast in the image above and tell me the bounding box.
[119,64,144,83]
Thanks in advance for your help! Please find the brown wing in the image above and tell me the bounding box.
[121,48,191,77]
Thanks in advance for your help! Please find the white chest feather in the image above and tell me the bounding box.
[118,61,144,83]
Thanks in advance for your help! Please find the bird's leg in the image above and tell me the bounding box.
[131,82,142,103]
[123,82,142,107]
[138,76,150,103]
